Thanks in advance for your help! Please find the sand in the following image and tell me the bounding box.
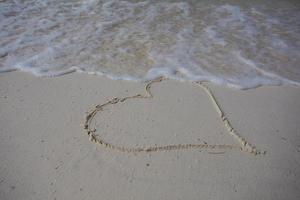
[0,71,300,200]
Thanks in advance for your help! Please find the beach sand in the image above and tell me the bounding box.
[1,71,300,199]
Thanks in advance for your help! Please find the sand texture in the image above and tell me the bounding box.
[1,72,300,200]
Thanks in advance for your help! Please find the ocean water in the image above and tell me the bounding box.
[0,0,300,89]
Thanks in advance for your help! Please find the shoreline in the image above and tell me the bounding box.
[2,68,300,90]
[1,71,300,199]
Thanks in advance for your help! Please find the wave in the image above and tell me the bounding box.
[0,0,300,89]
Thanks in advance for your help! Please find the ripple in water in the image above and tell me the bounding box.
[0,0,299,89]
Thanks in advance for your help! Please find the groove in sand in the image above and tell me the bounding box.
[84,77,264,155]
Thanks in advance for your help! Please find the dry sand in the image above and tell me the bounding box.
[0,71,300,200]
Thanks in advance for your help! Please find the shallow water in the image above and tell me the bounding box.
[1,0,300,89]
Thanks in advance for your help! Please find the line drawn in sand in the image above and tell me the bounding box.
[84,77,265,155]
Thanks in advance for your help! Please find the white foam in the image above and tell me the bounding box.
[0,0,299,89]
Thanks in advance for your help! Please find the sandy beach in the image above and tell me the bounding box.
[1,71,300,200]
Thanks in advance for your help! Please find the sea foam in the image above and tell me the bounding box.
[0,0,299,89]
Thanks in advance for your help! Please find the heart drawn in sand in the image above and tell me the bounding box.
[84,77,264,155]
